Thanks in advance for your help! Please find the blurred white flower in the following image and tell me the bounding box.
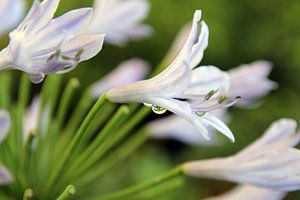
[183,118,300,192]
[0,0,105,84]
[89,58,150,97]
[229,60,277,107]
[86,0,153,45]
[107,10,238,142]
[0,110,12,185]
[0,0,24,36]
[205,185,286,200]
[23,96,40,141]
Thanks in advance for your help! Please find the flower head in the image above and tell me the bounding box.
[89,58,150,97]
[0,0,105,83]
[0,0,24,36]
[86,0,153,45]
[0,110,12,185]
[107,10,238,141]
[205,185,286,200]
[146,60,276,145]
[183,118,300,192]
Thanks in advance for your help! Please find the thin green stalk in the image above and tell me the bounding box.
[77,129,150,189]
[0,72,11,109]
[23,189,33,200]
[60,105,130,185]
[94,166,184,200]
[55,78,80,132]
[43,94,107,197]
[63,91,94,136]
[129,178,184,200]
[56,185,76,200]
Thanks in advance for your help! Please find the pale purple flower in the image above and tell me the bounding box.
[89,58,150,97]
[205,185,286,200]
[86,0,153,45]
[229,60,277,106]
[0,110,12,185]
[0,0,24,36]
[23,96,40,141]
[0,0,105,83]
[146,61,276,145]
[107,10,238,142]
[183,118,300,192]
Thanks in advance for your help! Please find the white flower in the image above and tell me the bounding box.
[0,110,12,185]
[146,60,276,145]
[89,58,150,97]
[228,60,277,107]
[0,0,105,84]
[183,118,300,192]
[86,0,153,45]
[0,0,24,36]
[107,10,238,142]
[205,185,286,200]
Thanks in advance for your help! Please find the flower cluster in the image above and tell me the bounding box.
[0,0,298,200]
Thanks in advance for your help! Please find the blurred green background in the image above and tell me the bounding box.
[3,0,300,199]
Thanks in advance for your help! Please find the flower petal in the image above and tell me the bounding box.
[205,185,286,200]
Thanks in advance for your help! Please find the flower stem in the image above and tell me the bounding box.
[55,78,80,132]
[56,185,76,200]
[94,166,184,200]
[43,94,107,197]
[22,189,33,200]
[76,128,150,189]
[60,105,130,185]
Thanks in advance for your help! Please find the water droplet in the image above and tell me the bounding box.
[143,102,152,107]
[29,73,45,84]
[152,105,167,114]
[196,111,206,116]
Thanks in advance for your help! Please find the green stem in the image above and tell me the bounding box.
[77,128,150,188]
[43,94,107,196]
[23,189,33,200]
[60,105,130,185]
[94,166,184,200]
[63,91,94,137]
[56,185,76,200]
[55,78,80,132]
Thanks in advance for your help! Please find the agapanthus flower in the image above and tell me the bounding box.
[183,118,300,191]
[0,110,12,185]
[146,61,275,145]
[0,0,105,83]
[0,0,24,36]
[86,0,153,45]
[107,10,241,142]
[205,185,286,200]
[89,58,150,97]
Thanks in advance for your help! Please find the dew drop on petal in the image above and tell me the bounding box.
[152,105,167,114]
[196,111,206,116]
[29,73,45,84]
[143,102,152,107]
